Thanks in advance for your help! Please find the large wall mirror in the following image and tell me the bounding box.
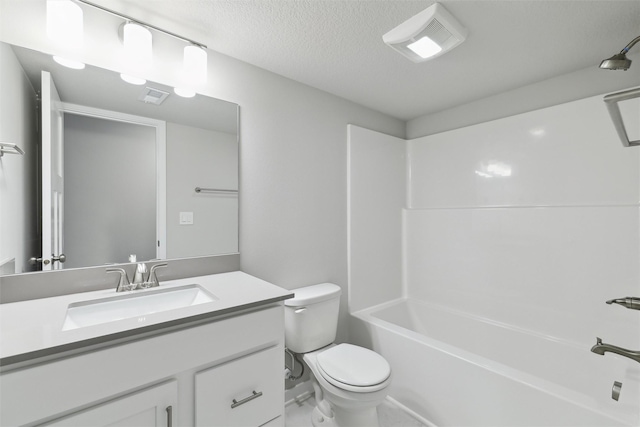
[0,42,239,276]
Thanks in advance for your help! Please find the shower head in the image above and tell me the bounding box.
[600,35,640,71]
[600,53,632,70]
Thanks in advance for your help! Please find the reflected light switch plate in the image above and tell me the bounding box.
[179,212,194,225]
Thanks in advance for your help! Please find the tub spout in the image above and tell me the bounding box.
[606,296,640,310]
[591,337,640,364]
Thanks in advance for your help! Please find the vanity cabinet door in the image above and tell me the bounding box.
[39,381,177,427]
[195,345,283,427]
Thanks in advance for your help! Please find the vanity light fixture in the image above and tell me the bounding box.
[120,74,147,85]
[174,87,196,98]
[75,0,209,93]
[183,44,208,85]
[173,44,207,97]
[47,0,83,47]
[122,22,152,63]
[53,56,86,69]
[47,0,85,69]
[383,3,467,63]
[120,22,152,85]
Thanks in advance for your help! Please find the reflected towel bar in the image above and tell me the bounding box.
[0,142,25,157]
[194,187,238,194]
[603,87,640,147]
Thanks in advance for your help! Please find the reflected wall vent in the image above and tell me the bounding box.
[138,87,169,105]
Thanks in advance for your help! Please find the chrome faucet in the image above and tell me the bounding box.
[591,337,640,364]
[106,267,135,292]
[147,263,168,287]
[107,262,168,292]
[132,262,148,287]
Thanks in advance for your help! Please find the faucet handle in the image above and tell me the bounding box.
[106,267,132,292]
[148,263,168,287]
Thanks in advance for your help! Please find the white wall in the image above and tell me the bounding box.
[347,125,405,312]
[0,43,38,275]
[166,123,238,259]
[406,91,640,349]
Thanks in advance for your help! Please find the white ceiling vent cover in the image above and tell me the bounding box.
[383,3,467,63]
[138,87,170,105]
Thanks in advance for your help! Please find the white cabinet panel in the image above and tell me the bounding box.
[40,381,177,427]
[195,346,283,427]
[1,306,283,426]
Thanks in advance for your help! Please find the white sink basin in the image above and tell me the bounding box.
[62,284,216,331]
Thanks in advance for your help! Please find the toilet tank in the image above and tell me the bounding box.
[284,283,341,353]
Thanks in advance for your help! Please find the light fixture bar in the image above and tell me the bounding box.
[74,0,207,49]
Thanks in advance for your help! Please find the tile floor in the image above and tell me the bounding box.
[285,395,427,427]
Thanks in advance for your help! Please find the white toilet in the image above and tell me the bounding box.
[285,283,391,427]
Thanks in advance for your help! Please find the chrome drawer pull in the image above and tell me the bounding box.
[231,390,263,408]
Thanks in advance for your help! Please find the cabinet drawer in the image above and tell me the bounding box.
[195,346,283,427]
[260,415,283,427]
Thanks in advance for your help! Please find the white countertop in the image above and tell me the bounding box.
[0,271,292,367]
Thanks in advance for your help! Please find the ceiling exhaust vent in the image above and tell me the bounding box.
[383,3,467,63]
[138,87,169,105]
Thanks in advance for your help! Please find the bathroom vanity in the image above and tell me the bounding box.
[0,272,292,426]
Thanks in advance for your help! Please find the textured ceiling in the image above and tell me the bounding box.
[38,1,640,120]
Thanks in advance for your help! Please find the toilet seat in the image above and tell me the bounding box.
[316,344,391,393]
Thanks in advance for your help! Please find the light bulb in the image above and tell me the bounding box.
[407,36,442,59]
[183,45,207,85]
[174,87,196,98]
[47,0,83,48]
[123,23,152,60]
[53,56,85,69]
[120,74,147,85]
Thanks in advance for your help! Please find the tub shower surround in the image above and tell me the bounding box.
[347,90,640,426]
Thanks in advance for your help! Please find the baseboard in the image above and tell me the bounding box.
[385,396,437,427]
[285,380,314,406]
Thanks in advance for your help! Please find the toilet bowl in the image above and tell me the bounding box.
[303,343,391,427]
[284,283,392,427]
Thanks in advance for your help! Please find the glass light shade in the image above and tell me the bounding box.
[407,36,442,59]
[183,45,207,85]
[120,74,147,85]
[47,0,83,48]
[174,87,196,98]
[53,56,85,69]
[123,22,152,63]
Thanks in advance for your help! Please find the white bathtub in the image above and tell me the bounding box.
[351,298,640,426]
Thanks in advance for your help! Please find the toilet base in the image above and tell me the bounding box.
[311,404,380,427]
[311,405,336,427]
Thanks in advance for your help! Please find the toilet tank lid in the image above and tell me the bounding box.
[284,283,341,306]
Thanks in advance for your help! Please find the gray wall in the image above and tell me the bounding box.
[64,114,156,267]
[166,122,238,258]
[195,57,405,344]
[0,43,38,275]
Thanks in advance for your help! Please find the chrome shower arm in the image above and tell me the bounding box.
[620,35,640,53]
